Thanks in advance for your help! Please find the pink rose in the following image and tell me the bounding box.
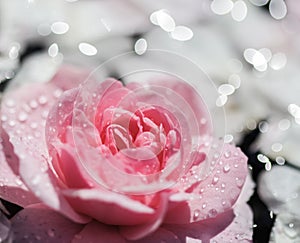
[0,66,253,242]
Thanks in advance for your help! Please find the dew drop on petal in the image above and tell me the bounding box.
[211,0,234,15]
[208,209,218,218]
[193,209,200,220]
[171,26,194,41]
[224,134,233,143]
[47,229,55,237]
[235,177,244,188]
[29,100,38,109]
[38,95,48,105]
[202,203,207,209]
[224,151,231,158]
[1,115,8,122]
[269,52,287,70]
[223,164,230,173]
[231,0,248,22]
[78,43,98,56]
[8,120,16,127]
[18,112,28,122]
[5,99,15,107]
[212,175,219,185]
[269,0,287,20]
[134,38,147,55]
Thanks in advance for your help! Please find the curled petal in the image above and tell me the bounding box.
[63,188,155,226]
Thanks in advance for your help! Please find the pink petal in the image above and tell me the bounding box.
[0,210,13,242]
[119,192,170,240]
[72,221,126,243]
[165,139,248,224]
[52,143,95,189]
[128,78,212,136]
[1,82,89,223]
[50,65,91,91]
[164,209,235,242]
[211,203,253,242]
[63,188,155,226]
[0,128,40,207]
[163,203,253,242]
[11,204,83,243]
[131,227,181,243]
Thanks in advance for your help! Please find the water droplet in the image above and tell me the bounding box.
[216,94,228,107]
[212,176,219,185]
[235,233,248,240]
[38,96,48,105]
[8,120,16,127]
[48,43,59,57]
[15,177,23,186]
[208,208,218,218]
[1,115,8,122]
[202,203,207,209]
[29,100,38,109]
[269,0,287,20]
[53,89,63,98]
[224,151,231,158]
[171,25,194,41]
[235,177,244,187]
[51,21,69,35]
[193,209,200,220]
[214,153,220,159]
[78,42,98,56]
[155,10,176,32]
[35,235,41,241]
[47,229,55,237]
[18,112,28,122]
[276,156,285,165]
[269,52,287,70]
[218,84,235,96]
[30,122,38,129]
[283,222,298,238]
[5,99,15,107]
[211,0,234,15]
[134,38,147,55]
[231,0,247,22]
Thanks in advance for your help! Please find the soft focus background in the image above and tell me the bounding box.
[0,1,300,242]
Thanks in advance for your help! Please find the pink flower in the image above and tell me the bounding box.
[0,66,253,242]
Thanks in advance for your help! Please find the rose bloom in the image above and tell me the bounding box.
[0,66,253,242]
